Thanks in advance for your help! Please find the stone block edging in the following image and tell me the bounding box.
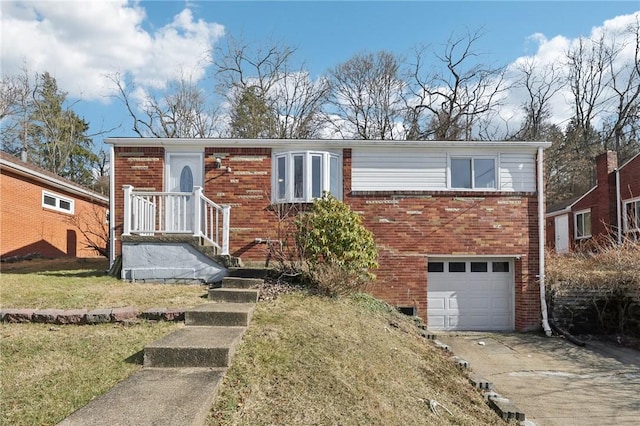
[0,307,185,324]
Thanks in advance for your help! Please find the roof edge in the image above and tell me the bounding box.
[1,156,109,204]
[105,137,552,149]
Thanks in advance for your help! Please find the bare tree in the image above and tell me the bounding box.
[512,59,563,141]
[110,70,222,138]
[599,18,640,161]
[326,50,406,140]
[1,67,33,156]
[565,34,610,150]
[271,70,330,139]
[215,36,328,139]
[408,30,507,141]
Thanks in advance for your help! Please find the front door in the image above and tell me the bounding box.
[166,153,203,233]
[555,215,569,253]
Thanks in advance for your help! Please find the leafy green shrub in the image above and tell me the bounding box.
[296,194,378,295]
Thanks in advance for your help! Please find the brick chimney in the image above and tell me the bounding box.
[594,151,618,238]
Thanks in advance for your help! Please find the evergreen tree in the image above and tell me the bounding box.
[28,72,96,185]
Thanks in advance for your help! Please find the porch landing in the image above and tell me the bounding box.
[121,235,240,283]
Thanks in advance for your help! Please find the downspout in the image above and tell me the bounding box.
[616,168,622,244]
[109,145,116,268]
[538,146,552,336]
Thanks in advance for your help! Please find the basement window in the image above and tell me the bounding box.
[42,191,74,214]
[272,151,342,203]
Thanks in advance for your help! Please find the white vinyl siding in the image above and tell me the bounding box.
[499,154,536,192]
[352,149,447,191]
[352,149,537,192]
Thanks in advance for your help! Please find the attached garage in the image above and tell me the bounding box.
[427,257,514,331]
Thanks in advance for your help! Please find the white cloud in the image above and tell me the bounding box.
[497,11,640,136]
[0,1,224,101]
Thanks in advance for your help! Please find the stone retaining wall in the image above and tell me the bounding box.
[548,284,640,336]
[0,307,185,324]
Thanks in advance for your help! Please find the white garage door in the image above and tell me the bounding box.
[427,258,514,331]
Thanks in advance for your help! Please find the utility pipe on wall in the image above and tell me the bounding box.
[538,146,552,336]
[109,145,116,268]
[616,168,622,244]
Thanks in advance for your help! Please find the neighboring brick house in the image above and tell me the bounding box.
[107,138,551,332]
[546,151,640,253]
[0,151,109,259]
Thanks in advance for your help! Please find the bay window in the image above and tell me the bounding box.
[273,151,342,202]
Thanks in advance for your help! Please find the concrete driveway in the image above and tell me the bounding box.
[439,333,640,426]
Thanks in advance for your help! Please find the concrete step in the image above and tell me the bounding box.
[144,326,245,368]
[185,303,255,327]
[209,288,259,303]
[227,267,272,279]
[221,276,263,289]
[58,367,224,426]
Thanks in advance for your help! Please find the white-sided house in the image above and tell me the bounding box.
[107,138,551,332]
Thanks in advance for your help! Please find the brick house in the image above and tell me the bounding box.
[546,151,640,253]
[0,151,109,259]
[107,138,551,332]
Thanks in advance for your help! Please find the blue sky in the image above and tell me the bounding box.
[2,1,639,147]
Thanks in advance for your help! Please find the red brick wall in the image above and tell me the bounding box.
[113,147,165,256]
[1,169,107,258]
[112,145,542,331]
[344,192,540,330]
[619,154,640,201]
[203,147,273,259]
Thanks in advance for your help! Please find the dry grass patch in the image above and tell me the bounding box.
[1,258,207,309]
[546,240,640,287]
[546,240,640,337]
[211,292,500,425]
[0,321,181,426]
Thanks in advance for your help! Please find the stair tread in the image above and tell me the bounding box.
[188,303,255,313]
[146,326,245,349]
[58,368,224,426]
[212,287,259,292]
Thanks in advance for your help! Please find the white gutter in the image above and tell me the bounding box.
[538,147,552,336]
[109,145,116,268]
[105,137,552,150]
[616,167,622,244]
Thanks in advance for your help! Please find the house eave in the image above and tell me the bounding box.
[545,185,597,218]
[0,157,109,204]
[105,137,551,151]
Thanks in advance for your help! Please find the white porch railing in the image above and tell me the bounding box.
[122,185,230,255]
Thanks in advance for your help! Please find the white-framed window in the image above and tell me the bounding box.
[449,156,497,189]
[574,209,591,239]
[272,151,342,202]
[42,190,74,214]
[623,197,640,234]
